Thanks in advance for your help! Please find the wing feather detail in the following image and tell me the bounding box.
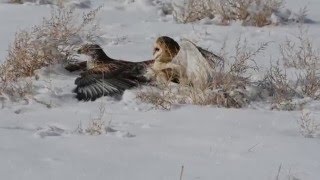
[73,64,146,101]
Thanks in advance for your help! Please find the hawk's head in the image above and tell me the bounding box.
[77,44,110,61]
[153,36,180,63]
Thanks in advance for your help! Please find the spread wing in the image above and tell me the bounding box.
[73,61,152,101]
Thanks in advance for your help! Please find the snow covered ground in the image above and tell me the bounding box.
[0,0,320,180]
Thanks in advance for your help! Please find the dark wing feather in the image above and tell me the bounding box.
[74,73,138,101]
[73,61,152,101]
[74,78,137,101]
[196,46,224,70]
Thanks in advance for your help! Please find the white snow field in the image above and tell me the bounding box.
[1,0,320,180]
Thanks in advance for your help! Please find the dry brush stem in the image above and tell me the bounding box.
[298,110,320,138]
[228,37,268,77]
[281,28,320,69]
[260,27,320,110]
[298,70,320,99]
[173,0,284,27]
[137,81,248,109]
[265,61,294,104]
[216,36,269,91]
[214,0,284,27]
[280,27,320,99]
[173,0,214,23]
[263,59,309,111]
[0,5,101,100]
[85,102,109,135]
[137,82,175,110]
[9,0,67,6]
[9,0,23,4]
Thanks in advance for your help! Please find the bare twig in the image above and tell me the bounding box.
[179,165,184,180]
[275,163,282,180]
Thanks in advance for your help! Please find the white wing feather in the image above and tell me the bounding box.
[171,40,215,88]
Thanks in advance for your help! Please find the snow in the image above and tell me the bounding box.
[0,0,320,180]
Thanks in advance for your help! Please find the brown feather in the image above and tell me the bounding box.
[71,44,154,101]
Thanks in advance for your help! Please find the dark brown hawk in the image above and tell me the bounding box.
[66,44,154,101]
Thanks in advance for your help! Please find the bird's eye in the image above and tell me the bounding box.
[154,48,160,52]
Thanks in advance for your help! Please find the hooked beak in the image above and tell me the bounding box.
[153,53,160,61]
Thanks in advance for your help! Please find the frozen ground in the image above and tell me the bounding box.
[0,0,320,180]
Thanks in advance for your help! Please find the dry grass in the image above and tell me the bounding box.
[0,5,101,100]
[210,37,268,100]
[0,78,34,102]
[263,62,303,111]
[281,28,320,69]
[82,102,112,136]
[8,0,66,5]
[298,110,320,138]
[136,82,176,110]
[85,102,108,135]
[211,0,283,27]
[264,61,295,104]
[73,102,112,136]
[138,81,249,110]
[9,0,23,4]
[172,0,284,26]
[173,0,214,23]
[259,27,320,110]
[280,27,320,100]
[228,37,267,76]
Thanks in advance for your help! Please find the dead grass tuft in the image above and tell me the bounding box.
[281,28,320,69]
[173,0,215,23]
[172,0,284,27]
[0,5,101,100]
[280,27,320,100]
[9,0,67,6]
[261,27,320,110]
[85,103,108,135]
[265,61,295,104]
[213,0,283,27]
[298,110,320,138]
[9,0,23,4]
